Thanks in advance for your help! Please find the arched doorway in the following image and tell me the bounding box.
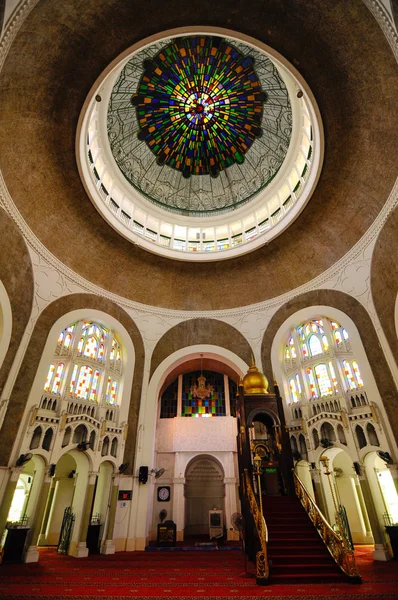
[319,448,373,544]
[184,456,225,538]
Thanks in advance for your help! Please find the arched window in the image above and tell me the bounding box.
[314,364,332,397]
[62,427,71,447]
[42,428,53,451]
[299,434,308,461]
[337,424,347,445]
[366,423,380,446]
[89,430,96,451]
[355,425,367,449]
[111,437,118,457]
[282,317,363,404]
[73,424,88,444]
[320,422,336,443]
[29,426,42,450]
[309,335,323,357]
[102,436,110,456]
[312,429,319,449]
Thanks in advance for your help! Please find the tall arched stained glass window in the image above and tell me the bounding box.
[44,364,55,392]
[314,364,332,397]
[283,316,363,404]
[51,363,64,394]
[89,370,101,402]
[309,335,323,357]
[307,368,318,398]
[84,336,98,359]
[352,360,363,387]
[76,365,93,400]
[289,378,298,402]
[343,360,356,390]
[43,320,124,414]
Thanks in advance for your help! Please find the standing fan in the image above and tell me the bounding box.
[231,512,244,534]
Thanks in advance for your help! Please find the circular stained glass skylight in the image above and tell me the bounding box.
[78,28,323,262]
[107,35,292,216]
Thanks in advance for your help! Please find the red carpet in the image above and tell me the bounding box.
[0,546,397,599]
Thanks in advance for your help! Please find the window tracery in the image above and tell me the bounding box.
[283,317,364,404]
[41,320,123,408]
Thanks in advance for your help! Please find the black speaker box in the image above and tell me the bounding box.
[139,466,149,483]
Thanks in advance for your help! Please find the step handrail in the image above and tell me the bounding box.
[293,470,361,581]
[244,469,269,583]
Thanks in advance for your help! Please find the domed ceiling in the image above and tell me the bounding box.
[108,34,291,215]
[0,0,397,310]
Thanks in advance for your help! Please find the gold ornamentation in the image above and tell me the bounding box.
[244,469,269,581]
[242,355,269,395]
[190,354,214,400]
[293,471,361,580]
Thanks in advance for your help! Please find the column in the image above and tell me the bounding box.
[102,475,119,554]
[25,475,52,562]
[72,471,98,558]
[224,476,239,540]
[0,468,21,541]
[177,375,183,417]
[224,375,230,417]
[172,477,185,541]
[358,473,390,560]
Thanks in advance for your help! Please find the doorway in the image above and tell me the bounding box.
[184,456,225,538]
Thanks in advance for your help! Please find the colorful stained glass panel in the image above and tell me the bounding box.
[131,36,265,178]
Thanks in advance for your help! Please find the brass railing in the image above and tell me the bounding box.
[293,471,361,581]
[244,469,269,583]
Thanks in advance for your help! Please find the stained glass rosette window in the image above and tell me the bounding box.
[131,37,265,179]
[108,35,292,216]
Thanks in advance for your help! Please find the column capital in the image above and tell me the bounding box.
[173,477,185,485]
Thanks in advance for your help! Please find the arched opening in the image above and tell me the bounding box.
[110,437,118,457]
[184,456,225,538]
[337,424,347,445]
[320,421,336,445]
[38,450,90,556]
[101,436,109,457]
[42,428,53,451]
[90,461,115,554]
[319,448,373,545]
[364,452,398,527]
[39,453,78,547]
[73,424,88,445]
[355,425,367,449]
[366,423,380,447]
[62,427,71,448]
[29,427,42,450]
[5,454,47,563]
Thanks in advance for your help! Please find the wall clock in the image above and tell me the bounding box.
[157,486,171,502]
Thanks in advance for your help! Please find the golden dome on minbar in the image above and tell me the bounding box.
[243,358,269,395]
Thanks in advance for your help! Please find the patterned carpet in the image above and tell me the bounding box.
[0,546,397,600]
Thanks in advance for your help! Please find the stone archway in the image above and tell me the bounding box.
[184,456,225,537]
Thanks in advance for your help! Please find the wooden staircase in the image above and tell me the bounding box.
[263,495,348,583]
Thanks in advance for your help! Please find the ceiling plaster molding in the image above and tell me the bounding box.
[362,0,398,52]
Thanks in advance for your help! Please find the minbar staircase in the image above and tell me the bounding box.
[264,495,347,583]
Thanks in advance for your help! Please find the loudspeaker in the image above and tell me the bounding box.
[139,466,149,484]
[353,462,361,475]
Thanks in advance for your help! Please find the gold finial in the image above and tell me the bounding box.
[242,357,269,395]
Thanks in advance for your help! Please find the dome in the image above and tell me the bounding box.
[78,28,323,262]
[242,360,269,395]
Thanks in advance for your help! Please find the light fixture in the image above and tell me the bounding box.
[190,354,213,400]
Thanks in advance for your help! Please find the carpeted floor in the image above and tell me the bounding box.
[0,546,397,600]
